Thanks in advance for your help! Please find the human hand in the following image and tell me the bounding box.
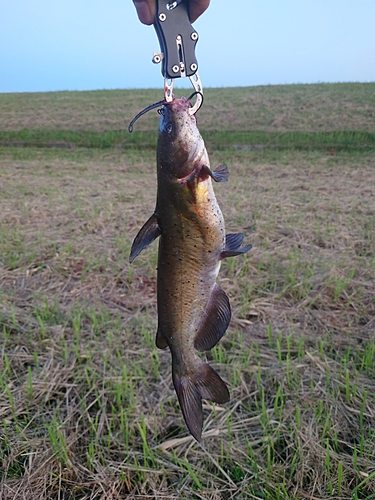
[133,0,210,26]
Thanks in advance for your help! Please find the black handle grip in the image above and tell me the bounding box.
[154,0,199,79]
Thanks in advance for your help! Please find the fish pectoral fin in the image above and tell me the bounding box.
[194,284,231,352]
[129,213,161,263]
[173,360,230,442]
[155,327,169,350]
[201,163,229,183]
[220,232,252,259]
[212,163,229,182]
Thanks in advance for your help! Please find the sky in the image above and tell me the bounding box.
[0,0,374,93]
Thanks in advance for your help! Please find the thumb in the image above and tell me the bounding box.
[133,0,155,25]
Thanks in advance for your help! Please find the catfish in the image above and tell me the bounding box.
[130,96,251,441]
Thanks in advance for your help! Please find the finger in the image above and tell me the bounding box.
[133,0,156,25]
[189,0,210,23]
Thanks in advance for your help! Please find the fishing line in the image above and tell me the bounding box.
[128,99,165,132]
[187,91,204,113]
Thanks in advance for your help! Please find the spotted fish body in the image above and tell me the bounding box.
[130,96,251,440]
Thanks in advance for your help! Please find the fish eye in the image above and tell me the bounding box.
[166,123,173,134]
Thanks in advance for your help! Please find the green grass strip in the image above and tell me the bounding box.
[0,129,374,151]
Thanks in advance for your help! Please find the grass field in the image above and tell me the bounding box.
[1,83,375,499]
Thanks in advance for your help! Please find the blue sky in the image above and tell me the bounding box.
[1,0,374,93]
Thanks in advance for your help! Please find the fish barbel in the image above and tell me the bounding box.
[130,96,251,441]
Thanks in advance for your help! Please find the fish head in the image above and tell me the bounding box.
[157,97,204,179]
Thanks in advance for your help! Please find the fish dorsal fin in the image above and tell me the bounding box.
[173,359,230,441]
[220,232,252,259]
[194,283,231,352]
[129,213,161,263]
[156,327,169,349]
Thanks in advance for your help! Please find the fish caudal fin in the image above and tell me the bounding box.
[173,359,230,441]
[129,213,161,263]
[221,232,252,259]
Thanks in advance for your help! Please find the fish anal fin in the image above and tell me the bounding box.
[194,283,231,352]
[220,232,252,259]
[173,360,230,441]
[156,327,169,350]
[129,213,161,263]
[195,363,230,404]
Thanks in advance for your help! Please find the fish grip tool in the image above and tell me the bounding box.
[153,0,203,113]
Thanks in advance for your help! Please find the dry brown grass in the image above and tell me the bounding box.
[1,85,375,499]
[0,83,374,133]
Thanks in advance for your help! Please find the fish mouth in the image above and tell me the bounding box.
[168,93,203,115]
[129,93,203,132]
[167,97,193,118]
[171,96,189,110]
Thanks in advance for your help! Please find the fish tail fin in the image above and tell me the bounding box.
[172,359,230,441]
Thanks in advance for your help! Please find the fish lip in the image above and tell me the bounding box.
[165,96,194,115]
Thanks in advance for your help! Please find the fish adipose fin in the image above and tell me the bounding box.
[173,360,230,441]
[221,232,252,259]
[194,283,231,352]
[155,327,169,349]
[129,213,161,263]
[201,163,229,183]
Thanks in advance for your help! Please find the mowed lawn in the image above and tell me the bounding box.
[1,83,375,499]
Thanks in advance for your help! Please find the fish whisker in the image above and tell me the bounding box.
[128,99,165,132]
